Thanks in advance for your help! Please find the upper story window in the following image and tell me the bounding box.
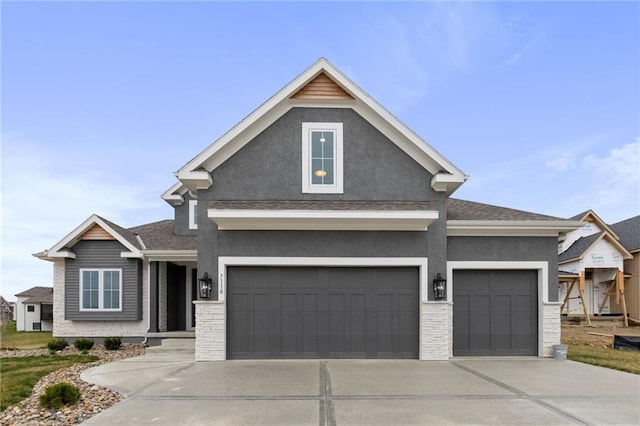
[80,269,122,311]
[302,122,343,194]
[189,200,198,230]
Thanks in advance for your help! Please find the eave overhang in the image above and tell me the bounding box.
[142,250,198,262]
[209,209,439,231]
[175,170,212,195]
[447,220,584,237]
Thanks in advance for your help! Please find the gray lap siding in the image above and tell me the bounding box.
[64,240,142,320]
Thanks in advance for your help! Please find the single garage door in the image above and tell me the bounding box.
[453,270,538,356]
[227,266,419,359]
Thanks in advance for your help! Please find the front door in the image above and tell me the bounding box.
[167,262,186,331]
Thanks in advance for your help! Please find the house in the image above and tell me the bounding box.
[558,211,634,320]
[34,58,582,360]
[610,215,640,320]
[14,286,53,331]
[0,296,14,322]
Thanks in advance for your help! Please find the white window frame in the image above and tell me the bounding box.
[79,268,123,312]
[302,122,343,194]
[189,200,198,230]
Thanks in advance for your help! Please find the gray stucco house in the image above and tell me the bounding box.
[35,58,581,360]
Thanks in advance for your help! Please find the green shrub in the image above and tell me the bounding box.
[47,338,68,351]
[39,382,80,409]
[103,336,121,350]
[73,338,94,351]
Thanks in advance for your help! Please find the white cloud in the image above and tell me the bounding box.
[1,134,169,301]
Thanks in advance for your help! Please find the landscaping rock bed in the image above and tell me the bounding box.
[0,344,145,425]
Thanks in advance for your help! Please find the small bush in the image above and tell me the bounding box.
[39,382,80,409]
[73,338,94,351]
[47,338,68,351]
[103,336,121,350]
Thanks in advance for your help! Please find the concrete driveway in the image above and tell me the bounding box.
[82,351,640,425]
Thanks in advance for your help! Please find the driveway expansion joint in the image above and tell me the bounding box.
[319,361,336,426]
[452,361,594,426]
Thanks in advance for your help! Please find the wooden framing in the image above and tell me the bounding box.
[597,269,629,327]
[560,271,591,325]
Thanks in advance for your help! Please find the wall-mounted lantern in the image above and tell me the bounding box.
[433,273,447,300]
[198,272,213,299]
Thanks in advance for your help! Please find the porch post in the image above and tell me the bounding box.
[148,261,159,333]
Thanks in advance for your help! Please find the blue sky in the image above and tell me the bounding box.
[2,2,639,300]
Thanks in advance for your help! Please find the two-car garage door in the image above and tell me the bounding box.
[227,266,419,359]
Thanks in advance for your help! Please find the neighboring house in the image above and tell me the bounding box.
[35,58,581,360]
[0,296,14,322]
[610,215,640,320]
[14,286,53,331]
[558,211,633,319]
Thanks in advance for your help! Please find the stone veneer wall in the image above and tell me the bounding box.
[194,301,225,361]
[53,259,149,338]
[420,302,452,360]
[542,302,562,357]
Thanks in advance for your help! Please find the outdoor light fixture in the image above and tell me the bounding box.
[198,272,213,299]
[433,273,447,300]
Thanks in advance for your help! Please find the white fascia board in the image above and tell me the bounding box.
[142,250,198,261]
[176,170,213,194]
[209,209,438,231]
[447,220,584,237]
[161,181,187,206]
[176,58,466,188]
[431,172,468,195]
[47,214,142,258]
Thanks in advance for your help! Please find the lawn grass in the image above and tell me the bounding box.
[0,354,99,411]
[567,344,640,375]
[1,322,53,350]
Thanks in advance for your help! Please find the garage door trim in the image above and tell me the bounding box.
[447,261,549,357]
[218,257,429,302]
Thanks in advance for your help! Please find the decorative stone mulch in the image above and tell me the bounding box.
[0,344,145,425]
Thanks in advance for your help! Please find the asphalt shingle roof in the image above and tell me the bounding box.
[128,220,197,251]
[558,232,602,263]
[98,216,143,250]
[447,198,563,221]
[15,286,53,304]
[610,215,640,253]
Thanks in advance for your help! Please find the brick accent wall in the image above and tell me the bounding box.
[194,301,225,361]
[542,302,562,357]
[420,302,452,360]
[53,259,148,338]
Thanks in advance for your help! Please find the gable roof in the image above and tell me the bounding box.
[15,286,53,304]
[558,231,633,264]
[569,210,620,240]
[174,58,467,196]
[610,215,640,253]
[34,214,143,260]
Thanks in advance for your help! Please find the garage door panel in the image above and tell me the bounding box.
[228,266,418,359]
[454,270,538,356]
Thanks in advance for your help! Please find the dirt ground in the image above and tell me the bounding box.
[562,322,640,348]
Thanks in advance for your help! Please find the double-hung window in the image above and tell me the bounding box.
[80,269,122,311]
[302,122,343,193]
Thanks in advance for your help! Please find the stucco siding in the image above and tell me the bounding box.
[447,236,559,301]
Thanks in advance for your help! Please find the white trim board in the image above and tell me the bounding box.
[446,261,549,357]
[217,256,429,302]
[209,209,438,231]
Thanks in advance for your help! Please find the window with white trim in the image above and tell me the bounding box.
[189,200,198,230]
[80,269,122,311]
[302,122,343,193]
